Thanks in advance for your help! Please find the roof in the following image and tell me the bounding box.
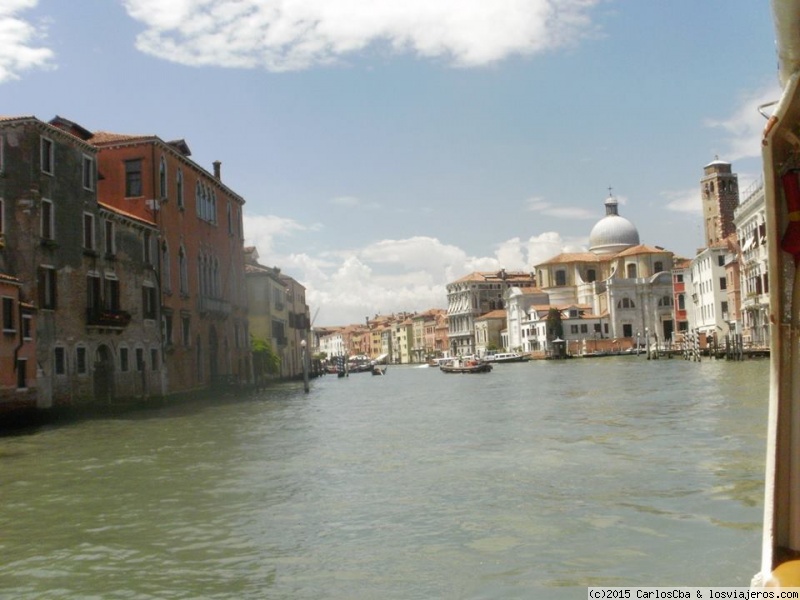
[453,270,535,284]
[537,252,602,266]
[475,309,507,321]
[615,244,671,257]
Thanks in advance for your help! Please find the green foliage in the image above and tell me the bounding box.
[546,308,564,340]
[251,336,281,376]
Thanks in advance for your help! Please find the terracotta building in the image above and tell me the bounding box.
[52,118,251,393]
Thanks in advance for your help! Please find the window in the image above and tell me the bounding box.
[617,297,635,309]
[163,313,173,345]
[83,213,95,250]
[87,274,101,311]
[719,277,727,290]
[125,159,143,197]
[41,199,54,240]
[721,301,729,319]
[120,347,129,372]
[626,264,637,278]
[675,274,684,283]
[227,201,232,235]
[159,156,167,199]
[654,261,663,273]
[678,294,685,310]
[182,315,191,346]
[0,197,4,235]
[623,324,633,337]
[2,296,14,331]
[718,255,725,267]
[142,284,157,320]
[555,270,566,286]
[41,137,54,174]
[104,220,115,255]
[151,348,159,371]
[104,277,120,311]
[143,231,154,265]
[161,242,171,293]
[594,323,601,333]
[586,269,596,283]
[135,348,144,372]
[17,359,26,389]
[22,314,32,339]
[76,347,87,375]
[82,155,95,190]
[580,324,588,333]
[179,246,188,295]
[570,325,578,334]
[38,266,57,309]
[176,170,184,209]
[54,347,66,375]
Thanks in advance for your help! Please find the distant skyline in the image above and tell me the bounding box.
[1,0,781,326]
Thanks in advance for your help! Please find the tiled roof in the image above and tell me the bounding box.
[98,201,157,227]
[453,270,534,283]
[538,252,602,266]
[0,272,21,284]
[475,309,506,320]
[615,244,671,257]
[90,131,154,145]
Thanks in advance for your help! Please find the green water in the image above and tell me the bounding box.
[0,358,768,599]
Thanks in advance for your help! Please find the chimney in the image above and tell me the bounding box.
[213,160,221,180]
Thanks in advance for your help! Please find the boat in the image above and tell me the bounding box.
[371,365,387,376]
[439,358,492,374]
[754,0,800,587]
[483,352,529,363]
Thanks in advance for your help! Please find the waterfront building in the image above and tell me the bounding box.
[734,176,769,346]
[77,122,251,392]
[446,270,537,356]
[244,248,309,379]
[504,287,550,352]
[535,193,677,347]
[671,259,691,337]
[474,309,506,357]
[0,274,36,409]
[391,318,413,364]
[0,116,162,410]
[687,244,732,341]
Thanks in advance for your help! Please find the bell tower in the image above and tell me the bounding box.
[700,157,739,246]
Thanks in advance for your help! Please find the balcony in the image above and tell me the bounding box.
[86,307,132,329]
[198,295,232,317]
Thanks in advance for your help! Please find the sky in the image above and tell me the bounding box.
[0,0,782,326]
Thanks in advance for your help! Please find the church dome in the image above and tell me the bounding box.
[588,194,640,255]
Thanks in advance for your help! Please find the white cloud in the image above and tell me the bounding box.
[0,0,54,83]
[120,0,601,71]
[706,82,782,161]
[250,231,585,325]
[243,213,320,256]
[663,188,700,214]
[330,195,381,209]
[526,196,597,219]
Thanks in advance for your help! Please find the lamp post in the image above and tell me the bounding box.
[300,339,309,393]
[645,327,650,360]
[636,331,641,356]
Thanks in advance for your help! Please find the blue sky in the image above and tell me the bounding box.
[1,0,780,326]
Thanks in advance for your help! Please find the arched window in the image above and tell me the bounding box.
[586,269,596,283]
[617,297,635,309]
[161,241,171,293]
[159,156,167,199]
[195,182,202,217]
[555,270,566,286]
[179,245,188,295]
[176,169,184,209]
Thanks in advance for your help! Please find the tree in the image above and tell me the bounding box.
[251,336,281,383]
[546,308,563,341]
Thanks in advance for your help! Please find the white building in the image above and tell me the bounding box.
[504,287,551,352]
[734,176,769,346]
[534,194,677,347]
[688,245,731,339]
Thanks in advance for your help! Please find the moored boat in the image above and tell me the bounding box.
[483,352,529,363]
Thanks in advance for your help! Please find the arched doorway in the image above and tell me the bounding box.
[94,345,114,404]
[209,325,219,383]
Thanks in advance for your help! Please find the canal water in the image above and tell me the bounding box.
[0,358,768,599]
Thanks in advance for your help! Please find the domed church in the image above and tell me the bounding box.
[532,193,678,350]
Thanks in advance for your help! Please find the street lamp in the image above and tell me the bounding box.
[636,331,641,356]
[300,339,309,393]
